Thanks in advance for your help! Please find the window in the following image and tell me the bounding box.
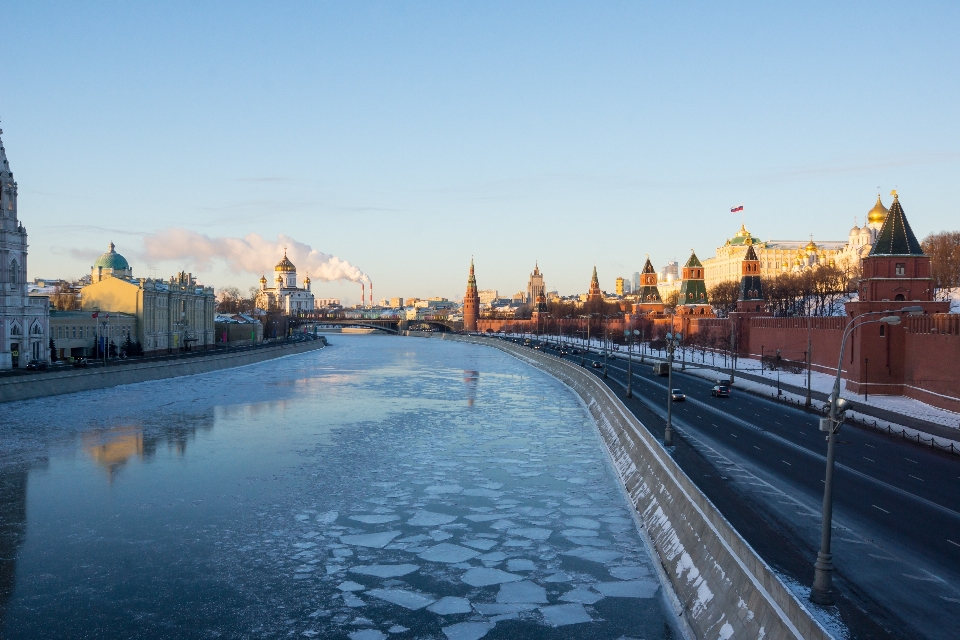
[72,326,77,338]
[880,325,885,337]
[896,263,906,276]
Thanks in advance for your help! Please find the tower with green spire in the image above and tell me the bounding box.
[587,265,602,302]
[677,250,713,316]
[635,256,665,314]
[737,242,765,312]
[463,258,480,332]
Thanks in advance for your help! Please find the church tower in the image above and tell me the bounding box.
[736,242,765,312]
[0,127,49,369]
[635,257,665,314]
[463,258,480,332]
[587,265,602,302]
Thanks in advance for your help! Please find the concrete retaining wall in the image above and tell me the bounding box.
[455,336,831,640]
[0,341,325,404]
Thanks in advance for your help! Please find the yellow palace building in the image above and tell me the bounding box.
[702,195,889,289]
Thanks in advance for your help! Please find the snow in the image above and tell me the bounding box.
[539,603,593,626]
[407,511,457,526]
[340,531,402,549]
[441,621,495,640]
[418,543,480,563]
[593,580,659,598]
[496,580,548,604]
[460,567,523,587]
[350,564,420,578]
[366,588,437,610]
[427,596,472,615]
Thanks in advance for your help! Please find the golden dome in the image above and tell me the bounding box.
[805,240,817,252]
[867,195,888,225]
[259,274,267,283]
[275,251,296,272]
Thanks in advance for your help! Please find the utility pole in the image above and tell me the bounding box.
[729,315,737,382]
[806,317,813,407]
[664,331,681,447]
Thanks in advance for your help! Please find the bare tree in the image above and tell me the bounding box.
[922,231,960,298]
[708,280,739,317]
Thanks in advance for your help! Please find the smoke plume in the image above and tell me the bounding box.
[142,228,369,283]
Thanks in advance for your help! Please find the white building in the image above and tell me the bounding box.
[255,251,315,314]
[0,128,49,368]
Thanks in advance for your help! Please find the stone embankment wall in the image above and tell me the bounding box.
[453,336,831,640]
[0,341,325,404]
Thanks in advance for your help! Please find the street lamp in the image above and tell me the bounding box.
[625,328,640,398]
[809,306,922,605]
[664,331,683,447]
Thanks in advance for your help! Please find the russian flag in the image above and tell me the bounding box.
[730,204,744,213]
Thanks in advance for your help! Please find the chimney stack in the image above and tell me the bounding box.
[361,283,365,307]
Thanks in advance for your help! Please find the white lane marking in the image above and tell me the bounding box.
[782,460,792,466]
[906,458,918,464]
[872,505,890,514]
[948,539,960,548]
[909,475,924,482]
[753,445,761,450]
[730,434,738,438]
[863,457,875,463]
[864,444,875,448]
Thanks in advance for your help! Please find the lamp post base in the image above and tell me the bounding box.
[810,552,834,605]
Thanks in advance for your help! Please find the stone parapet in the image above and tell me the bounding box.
[0,341,324,404]
[450,335,831,640]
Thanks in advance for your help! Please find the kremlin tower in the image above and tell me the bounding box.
[463,258,480,332]
[736,241,765,313]
[677,250,713,316]
[587,266,603,302]
[635,257,665,314]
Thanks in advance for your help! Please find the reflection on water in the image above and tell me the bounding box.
[0,336,674,638]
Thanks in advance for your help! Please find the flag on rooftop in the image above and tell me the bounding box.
[730,204,744,213]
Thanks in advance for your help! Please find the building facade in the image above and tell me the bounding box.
[0,128,49,369]
[255,251,315,314]
[526,263,545,304]
[49,310,137,359]
[81,244,216,354]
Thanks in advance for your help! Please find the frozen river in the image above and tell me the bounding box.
[0,336,678,639]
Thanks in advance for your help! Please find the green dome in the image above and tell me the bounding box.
[93,242,130,270]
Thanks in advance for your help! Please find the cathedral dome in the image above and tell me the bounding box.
[275,252,296,272]
[867,195,888,226]
[93,242,130,270]
[805,240,817,252]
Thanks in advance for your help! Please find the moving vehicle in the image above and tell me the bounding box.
[26,360,48,370]
[711,385,730,397]
[72,358,89,368]
[670,389,686,401]
[652,362,670,376]
[592,361,602,369]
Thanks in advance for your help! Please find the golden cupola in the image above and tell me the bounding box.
[867,195,889,226]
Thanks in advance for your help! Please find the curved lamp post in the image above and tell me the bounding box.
[810,306,923,605]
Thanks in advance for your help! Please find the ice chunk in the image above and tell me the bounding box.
[387,626,408,634]
[419,543,480,564]
[338,581,367,591]
[543,571,571,583]
[505,559,535,572]
[562,548,623,563]
[592,580,659,598]
[461,538,498,551]
[506,528,552,541]
[293,542,317,549]
[348,631,386,640]
[342,593,366,607]
[396,534,431,543]
[429,530,453,541]
[473,603,538,615]
[332,548,353,557]
[350,564,420,578]
[407,511,458,526]
[462,489,501,498]
[479,551,507,563]
[350,515,400,524]
[317,511,339,524]
[539,603,592,626]
[340,531,401,548]
[490,520,520,530]
[427,596,472,615]
[460,567,523,587]
[565,536,610,547]
[464,514,509,522]
[441,621,495,640]
[609,566,650,580]
[564,517,600,529]
[560,588,603,604]
[561,529,599,538]
[496,580,547,604]
[425,485,463,495]
[367,588,436,610]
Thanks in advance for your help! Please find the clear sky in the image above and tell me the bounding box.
[4,1,959,305]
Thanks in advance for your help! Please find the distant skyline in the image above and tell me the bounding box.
[4,2,959,305]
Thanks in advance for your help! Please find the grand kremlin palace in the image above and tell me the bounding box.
[702,196,890,289]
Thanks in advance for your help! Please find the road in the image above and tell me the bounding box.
[522,338,960,640]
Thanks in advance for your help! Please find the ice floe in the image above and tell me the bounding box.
[348,630,386,640]
[441,621,495,640]
[460,567,523,587]
[338,581,367,592]
[506,527,552,541]
[366,588,436,610]
[461,538,498,551]
[505,558,535,572]
[407,511,457,526]
[539,603,592,626]
[340,531,402,548]
[496,580,547,604]
[350,564,420,578]
[593,580,659,598]
[559,588,604,604]
[427,596,472,615]
[609,565,651,580]
[418,543,480,563]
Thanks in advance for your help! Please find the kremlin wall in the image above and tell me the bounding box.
[466,193,960,413]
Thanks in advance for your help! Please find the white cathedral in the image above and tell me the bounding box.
[255,251,315,314]
[0,127,49,369]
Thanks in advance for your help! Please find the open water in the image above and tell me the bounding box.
[0,336,677,639]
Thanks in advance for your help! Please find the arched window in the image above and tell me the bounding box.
[894,294,905,301]
[10,259,20,284]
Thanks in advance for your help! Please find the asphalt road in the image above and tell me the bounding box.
[521,338,960,640]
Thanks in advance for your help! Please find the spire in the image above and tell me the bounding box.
[641,257,656,274]
[467,257,477,289]
[744,243,759,261]
[869,192,924,256]
[591,265,599,286]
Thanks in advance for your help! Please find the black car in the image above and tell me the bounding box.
[26,360,48,370]
[711,385,730,397]
[591,361,603,368]
[670,389,686,401]
[72,358,89,368]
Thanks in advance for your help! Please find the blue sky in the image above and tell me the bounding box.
[4,1,959,304]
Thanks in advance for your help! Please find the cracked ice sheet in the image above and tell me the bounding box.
[442,621,495,640]
[540,603,593,626]
[350,564,420,578]
[340,531,402,548]
[367,588,436,610]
